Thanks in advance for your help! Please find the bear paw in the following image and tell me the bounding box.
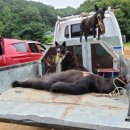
[50,83,61,93]
[12,81,21,88]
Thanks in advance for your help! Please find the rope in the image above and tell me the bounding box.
[55,51,71,72]
[55,53,65,72]
[98,19,103,33]
[109,77,126,98]
[55,54,64,64]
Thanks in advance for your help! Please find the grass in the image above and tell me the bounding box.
[124,42,130,47]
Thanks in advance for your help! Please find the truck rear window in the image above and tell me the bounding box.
[64,25,69,38]
[71,24,81,37]
[64,23,93,38]
[13,42,28,52]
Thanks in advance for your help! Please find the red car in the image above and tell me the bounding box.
[0,37,44,66]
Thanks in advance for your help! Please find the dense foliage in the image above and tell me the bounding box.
[0,0,57,43]
[56,6,76,17]
[0,0,130,43]
[0,0,76,44]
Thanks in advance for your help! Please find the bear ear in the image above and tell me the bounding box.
[95,5,99,11]
[55,41,59,47]
[62,41,66,47]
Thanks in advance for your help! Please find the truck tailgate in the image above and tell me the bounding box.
[0,88,130,130]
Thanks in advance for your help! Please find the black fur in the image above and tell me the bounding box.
[12,70,126,95]
[80,5,106,42]
[55,41,88,71]
[55,41,66,56]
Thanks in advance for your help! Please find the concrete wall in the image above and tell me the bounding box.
[0,62,39,93]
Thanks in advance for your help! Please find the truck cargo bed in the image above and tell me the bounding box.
[0,87,129,130]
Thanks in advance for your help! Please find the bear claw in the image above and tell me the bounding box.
[12,81,21,88]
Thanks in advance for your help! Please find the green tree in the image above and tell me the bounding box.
[0,0,78,43]
[20,22,47,43]
[0,0,57,43]
[0,22,5,35]
[56,6,76,17]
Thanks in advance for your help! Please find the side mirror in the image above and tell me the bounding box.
[122,35,126,43]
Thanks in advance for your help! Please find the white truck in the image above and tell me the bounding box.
[54,7,123,71]
[0,8,130,130]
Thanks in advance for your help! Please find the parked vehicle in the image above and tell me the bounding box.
[0,7,130,130]
[54,8,124,73]
[0,37,44,66]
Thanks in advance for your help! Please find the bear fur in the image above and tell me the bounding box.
[12,70,126,95]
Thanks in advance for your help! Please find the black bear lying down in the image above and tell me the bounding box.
[12,70,126,95]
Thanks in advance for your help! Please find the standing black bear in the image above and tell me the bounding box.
[12,70,126,95]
